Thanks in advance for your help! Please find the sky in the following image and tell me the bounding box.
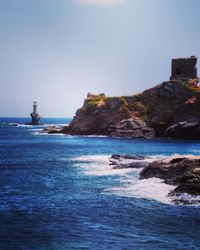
[0,0,200,117]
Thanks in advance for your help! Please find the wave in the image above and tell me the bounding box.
[105,177,176,205]
[12,124,34,127]
[73,155,160,176]
[30,128,43,132]
[43,123,68,127]
[32,131,66,136]
[8,123,68,128]
[8,122,20,126]
[73,155,110,163]
[74,155,128,176]
[72,154,200,205]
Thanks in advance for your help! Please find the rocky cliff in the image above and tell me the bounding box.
[60,78,200,139]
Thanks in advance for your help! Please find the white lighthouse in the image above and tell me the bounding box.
[33,100,38,114]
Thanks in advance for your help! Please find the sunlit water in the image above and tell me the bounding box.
[1,117,200,249]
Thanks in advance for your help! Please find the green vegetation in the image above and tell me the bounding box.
[119,96,128,107]
[87,95,106,106]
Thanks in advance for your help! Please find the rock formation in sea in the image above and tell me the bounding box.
[110,154,200,204]
[50,56,200,139]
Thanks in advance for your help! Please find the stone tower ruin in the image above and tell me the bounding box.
[170,56,197,80]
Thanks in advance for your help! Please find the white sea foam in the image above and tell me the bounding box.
[73,155,159,177]
[32,131,67,136]
[73,154,200,205]
[79,163,140,176]
[8,123,19,126]
[11,123,67,128]
[30,128,43,132]
[15,124,34,127]
[105,177,176,204]
[73,155,110,163]
[73,155,139,176]
[43,123,68,127]
[73,154,178,204]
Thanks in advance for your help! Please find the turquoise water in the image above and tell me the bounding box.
[1,117,200,249]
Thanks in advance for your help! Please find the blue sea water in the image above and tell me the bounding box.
[1,117,200,250]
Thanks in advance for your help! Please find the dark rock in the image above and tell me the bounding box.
[140,157,200,184]
[112,161,149,169]
[111,154,145,160]
[170,183,200,196]
[111,154,122,160]
[140,155,200,197]
[110,154,151,169]
[46,126,64,134]
[169,157,186,164]
[164,121,200,139]
[110,118,155,139]
[109,160,118,166]
[29,113,40,125]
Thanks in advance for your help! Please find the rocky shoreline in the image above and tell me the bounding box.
[109,154,200,204]
[45,57,200,205]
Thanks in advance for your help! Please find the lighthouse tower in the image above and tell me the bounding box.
[30,100,41,125]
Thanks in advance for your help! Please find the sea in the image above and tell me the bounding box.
[1,117,200,250]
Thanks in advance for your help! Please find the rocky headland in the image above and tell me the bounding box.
[49,77,200,139]
[109,154,200,204]
[48,56,200,139]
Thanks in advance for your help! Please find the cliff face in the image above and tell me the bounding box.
[63,78,200,139]
[68,96,131,135]
[139,79,200,136]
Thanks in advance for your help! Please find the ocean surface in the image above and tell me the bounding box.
[1,117,200,249]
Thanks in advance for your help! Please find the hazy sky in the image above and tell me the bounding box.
[0,0,199,117]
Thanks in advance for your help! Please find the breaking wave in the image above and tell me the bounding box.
[105,177,176,204]
[72,155,176,204]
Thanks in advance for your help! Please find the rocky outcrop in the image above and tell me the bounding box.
[163,121,200,139]
[110,154,200,204]
[58,94,155,138]
[142,79,200,136]
[66,96,132,136]
[109,154,151,169]
[139,155,200,202]
[110,118,155,138]
[45,126,64,134]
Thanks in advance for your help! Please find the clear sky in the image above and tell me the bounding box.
[0,0,199,117]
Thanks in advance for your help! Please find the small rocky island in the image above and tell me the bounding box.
[49,56,200,139]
